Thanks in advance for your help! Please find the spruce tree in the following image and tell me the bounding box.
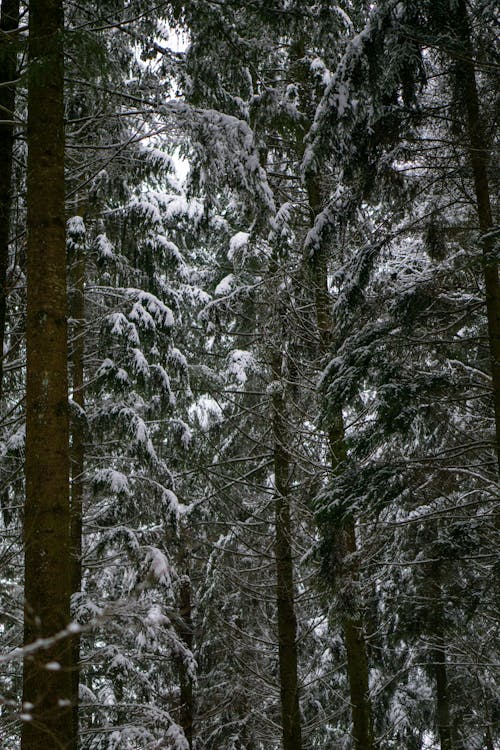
[22,0,73,747]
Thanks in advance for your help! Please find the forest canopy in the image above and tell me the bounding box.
[0,1,498,749]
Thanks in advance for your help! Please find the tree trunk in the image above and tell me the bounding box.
[69,215,86,750]
[22,1,73,748]
[272,351,302,750]
[453,0,500,473]
[307,176,374,750]
[341,524,375,750]
[428,561,453,750]
[434,644,453,750]
[177,573,194,749]
[0,0,19,404]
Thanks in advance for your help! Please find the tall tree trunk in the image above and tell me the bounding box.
[272,350,302,750]
[289,34,374,741]
[22,1,73,748]
[428,560,453,750]
[177,572,194,749]
[306,176,374,750]
[0,0,19,404]
[290,39,374,750]
[452,0,500,472]
[444,11,498,745]
[434,645,453,750]
[69,215,86,750]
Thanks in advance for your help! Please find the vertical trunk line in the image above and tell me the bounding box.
[272,350,302,750]
[22,0,72,748]
[429,559,453,750]
[178,572,194,749]
[434,645,453,750]
[341,524,375,750]
[69,216,86,750]
[0,0,20,404]
[454,0,500,472]
[306,174,374,750]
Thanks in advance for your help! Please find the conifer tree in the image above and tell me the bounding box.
[0,0,19,403]
[22,1,73,748]
[0,3,498,748]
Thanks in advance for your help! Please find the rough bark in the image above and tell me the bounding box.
[0,0,19,403]
[272,351,302,750]
[453,0,500,472]
[306,176,374,750]
[22,1,73,748]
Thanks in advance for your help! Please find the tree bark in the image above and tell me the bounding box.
[306,176,374,750]
[272,351,302,750]
[177,573,194,749]
[434,644,453,750]
[69,215,86,750]
[22,1,73,748]
[340,524,374,750]
[0,0,19,404]
[428,560,453,750]
[452,0,500,473]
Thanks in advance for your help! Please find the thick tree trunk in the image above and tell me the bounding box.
[307,177,374,750]
[69,217,86,750]
[22,1,73,748]
[453,0,500,473]
[272,351,302,750]
[0,0,19,404]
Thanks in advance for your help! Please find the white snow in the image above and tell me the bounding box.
[131,347,150,377]
[130,197,162,226]
[129,302,156,330]
[95,233,114,259]
[166,723,189,750]
[67,215,86,236]
[214,274,235,296]
[125,289,175,328]
[188,394,223,431]
[146,604,168,626]
[147,547,172,587]
[228,231,250,261]
[94,468,131,495]
[108,312,140,344]
[226,349,256,384]
[169,347,188,370]
[6,425,25,451]
[163,488,187,521]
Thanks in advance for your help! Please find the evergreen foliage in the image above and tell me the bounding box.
[0,1,498,749]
